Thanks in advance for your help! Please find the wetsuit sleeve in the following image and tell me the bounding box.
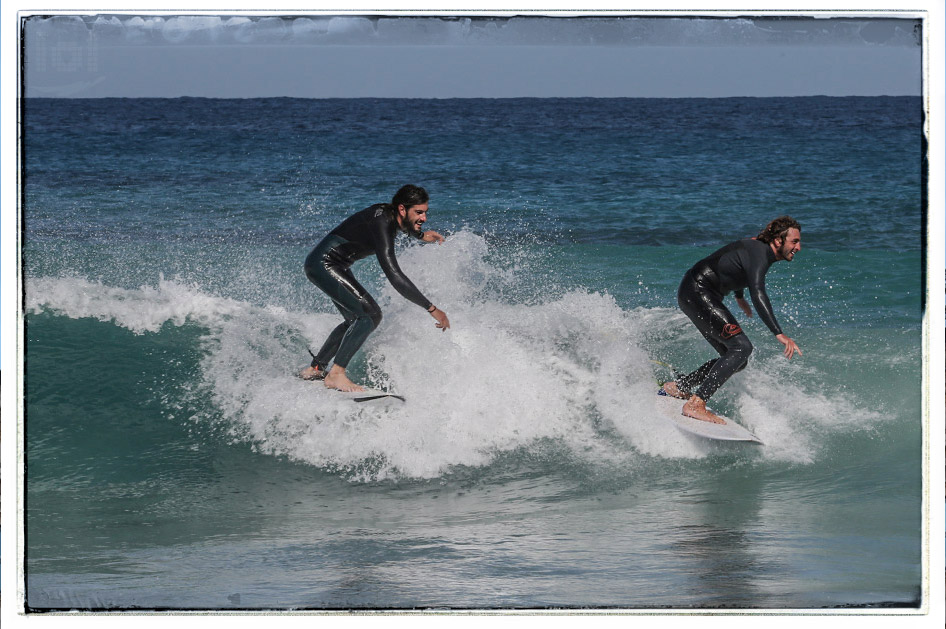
[743,250,783,336]
[371,219,434,310]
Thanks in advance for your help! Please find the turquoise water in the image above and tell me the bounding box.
[23,97,924,609]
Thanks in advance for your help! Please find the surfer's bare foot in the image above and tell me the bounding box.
[298,365,325,381]
[682,395,726,424]
[324,366,365,392]
[661,381,688,399]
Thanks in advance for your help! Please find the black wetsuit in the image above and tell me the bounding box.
[304,204,432,370]
[675,238,782,401]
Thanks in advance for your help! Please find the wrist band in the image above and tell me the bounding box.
[427,305,436,313]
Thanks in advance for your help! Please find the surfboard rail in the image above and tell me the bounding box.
[339,388,406,403]
[351,391,406,403]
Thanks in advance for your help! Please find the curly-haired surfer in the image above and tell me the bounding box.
[299,185,450,392]
[661,216,802,424]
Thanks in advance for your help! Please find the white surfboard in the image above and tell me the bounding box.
[654,391,762,444]
[339,388,406,404]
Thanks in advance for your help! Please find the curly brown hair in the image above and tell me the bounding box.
[757,216,801,244]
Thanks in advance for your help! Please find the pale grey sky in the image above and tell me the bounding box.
[23,14,923,98]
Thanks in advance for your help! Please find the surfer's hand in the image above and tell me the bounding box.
[776,334,801,359]
[422,230,445,244]
[736,297,753,318]
[430,307,450,331]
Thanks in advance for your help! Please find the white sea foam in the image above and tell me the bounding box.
[25,231,883,478]
[733,356,888,464]
[25,274,248,334]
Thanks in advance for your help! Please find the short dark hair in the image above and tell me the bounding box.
[391,184,429,210]
[757,216,801,244]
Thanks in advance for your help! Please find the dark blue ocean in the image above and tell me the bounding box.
[23,97,925,610]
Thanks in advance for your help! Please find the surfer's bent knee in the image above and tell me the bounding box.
[725,329,752,360]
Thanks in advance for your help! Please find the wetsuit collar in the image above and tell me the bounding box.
[766,241,779,263]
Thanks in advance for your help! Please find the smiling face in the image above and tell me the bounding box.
[774,227,802,261]
[397,203,428,234]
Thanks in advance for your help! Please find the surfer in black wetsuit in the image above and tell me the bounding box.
[298,184,450,392]
[661,216,802,424]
